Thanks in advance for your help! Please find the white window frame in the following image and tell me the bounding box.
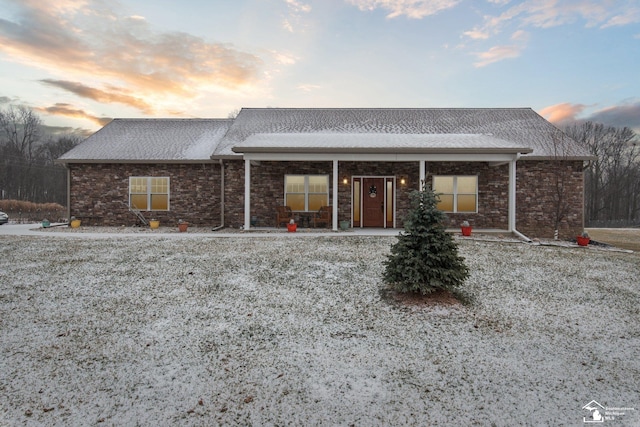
[129,177,170,211]
[284,174,329,211]
[432,175,478,213]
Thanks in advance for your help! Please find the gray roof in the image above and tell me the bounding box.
[233,133,532,155]
[57,108,592,163]
[58,118,233,163]
[213,108,591,159]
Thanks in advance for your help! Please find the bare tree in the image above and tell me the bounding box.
[0,106,80,204]
[564,122,639,225]
[544,130,577,239]
[0,105,42,160]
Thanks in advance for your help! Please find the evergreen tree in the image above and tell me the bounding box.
[383,183,469,294]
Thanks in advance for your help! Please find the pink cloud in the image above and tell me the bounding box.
[346,0,461,19]
[0,2,264,109]
[35,103,112,126]
[539,103,587,125]
[473,44,522,67]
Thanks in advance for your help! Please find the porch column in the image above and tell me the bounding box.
[332,159,338,231]
[244,159,251,230]
[508,158,516,232]
[419,160,426,188]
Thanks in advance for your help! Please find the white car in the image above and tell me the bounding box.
[0,211,8,225]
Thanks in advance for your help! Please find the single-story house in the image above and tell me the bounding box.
[57,108,594,238]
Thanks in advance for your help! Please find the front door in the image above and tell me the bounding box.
[362,177,385,227]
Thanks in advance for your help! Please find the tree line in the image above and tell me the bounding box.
[563,122,640,226]
[0,105,79,205]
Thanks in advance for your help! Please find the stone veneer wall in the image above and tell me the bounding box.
[68,163,222,226]
[337,162,419,229]
[67,159,586,236]
[224,161,333,228]
[424,162,510,230]
[223,160,420,228]
[223,160,515,231]
[222,161,245,229]
[516,160,585,238]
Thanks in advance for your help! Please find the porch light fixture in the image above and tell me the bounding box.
[343,176,348,185]
[400,176,407,185]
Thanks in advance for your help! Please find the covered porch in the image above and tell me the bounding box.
[232,133,533,234]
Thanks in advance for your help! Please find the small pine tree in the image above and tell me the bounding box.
[383,183,469,294]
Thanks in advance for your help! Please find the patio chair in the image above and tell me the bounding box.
[276,206,294,228]
[313,205,332,228]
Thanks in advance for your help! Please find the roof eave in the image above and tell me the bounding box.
[232,147,533,155]
[56,159,219,164]
[210,154,243,160]
[518,155,597,161]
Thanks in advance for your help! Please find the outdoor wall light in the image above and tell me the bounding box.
[400,176,407,185]
[343,176,349,185]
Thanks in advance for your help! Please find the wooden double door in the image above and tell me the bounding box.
[353,177,395,228]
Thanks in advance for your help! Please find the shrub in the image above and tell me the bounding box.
[383,184,469,294]
[0,200,66,222]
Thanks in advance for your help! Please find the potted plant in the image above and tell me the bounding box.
[70,216,81,228]
[149,219,160,229]
[576,231,590,246]
[461,220,472,236]
[287,218,297,232]
[178,219,189,232]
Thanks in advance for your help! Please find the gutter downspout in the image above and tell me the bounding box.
[211,160,225,231]
[513,229,532,243]
[243,159,251,230]
[332,160,338,231]
[66,165,71,221]
[510,153,532,243]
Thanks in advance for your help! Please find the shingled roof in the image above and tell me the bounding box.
[212,108,590,159]
[57,108,592,163]
[58,118,233,163]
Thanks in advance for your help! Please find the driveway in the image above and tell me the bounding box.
[0,223,403,238]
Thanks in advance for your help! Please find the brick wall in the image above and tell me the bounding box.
[224,161,333,228]
[516,160,585,238]
[425,162,510,230]
[337,162,418,228]
[222,161,245,229]
[223,160,511,230]
[68,163,222,226]
[68,159,586,237]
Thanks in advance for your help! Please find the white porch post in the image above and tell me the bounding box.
[332,160,338,231]
[508,158,516,232]
[244,159,251,230]
[419,160,426,188]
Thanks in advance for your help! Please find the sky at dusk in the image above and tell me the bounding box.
[0,0,639,136]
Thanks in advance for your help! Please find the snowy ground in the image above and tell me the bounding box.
[0,233,639,426]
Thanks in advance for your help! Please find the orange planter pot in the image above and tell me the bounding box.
[178,223,189,232]
[576,236,590,246]
[287,223,297,232]
[461,226,472,236]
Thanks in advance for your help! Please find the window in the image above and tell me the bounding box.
[129,177,170,211]
[285,175,329,211]
[433,176,477,213]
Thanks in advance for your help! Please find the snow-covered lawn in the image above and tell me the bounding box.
[1,235,638,426]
